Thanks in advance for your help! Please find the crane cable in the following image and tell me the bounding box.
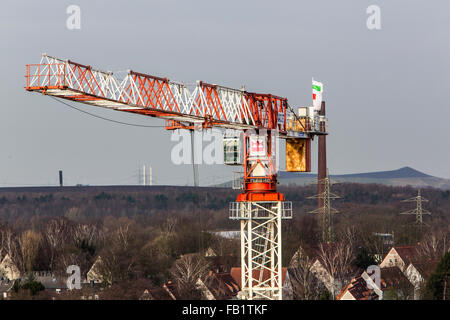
[49,96,166,128]
[286,101,307,131]
[50,96,305,131]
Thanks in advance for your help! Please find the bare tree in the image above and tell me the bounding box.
[317,241,355,297]
[18,230,42,272]
[0,226,8,260]
[339,226,359,250]
[44,218,70,271]
[0,228,25,273]
[416,230,449,262]
[170,253,211,299]
[290,249,322,300]
[162,217,177,238]
[1,228,15,259]
[95,223,137,285]
[116,224,131,249]
[73,223,103,249]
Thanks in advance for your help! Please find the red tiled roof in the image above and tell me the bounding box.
[230,267,287,288]
[409,260,439,279]
[337,276,379,300]
[205,272,240,299]
[393,246,418,264]
[379,267,412,290]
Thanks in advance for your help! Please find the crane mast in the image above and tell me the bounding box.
[25,53,328,300]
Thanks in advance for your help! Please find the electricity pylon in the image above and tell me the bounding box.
[399,189,431,230]
[308,169,340,242]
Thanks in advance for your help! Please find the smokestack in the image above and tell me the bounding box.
[59,170,63,187]
[318,101,327,208]
[142,165,146,186]
[149,166,152,186]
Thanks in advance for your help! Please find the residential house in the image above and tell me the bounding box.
[197,271,240,300]
[210,231,240,240]
[404,260,439,300]
[310,258,337,296]
[162,281,177,300]
[204,247,217,257]
[33,271,68,294]
[379,266,414,300]
[0,279,14,300]
[290,245,355,298]
[379,246,418,271]
[289,246,333,293]
[338,266,415,300]
[337,276,382,300]
[139,287,174,300]
[86,256,107,285]
[139,289,152,300]
[230,267,293,300]
[0,254,21,280]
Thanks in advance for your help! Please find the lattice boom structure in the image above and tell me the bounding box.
[26,54,302,133]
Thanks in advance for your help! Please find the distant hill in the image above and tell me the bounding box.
[278,167,450,190]
[216,167,450,190]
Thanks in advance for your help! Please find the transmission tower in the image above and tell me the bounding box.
[308,169,340,242]
[399,189,431,229]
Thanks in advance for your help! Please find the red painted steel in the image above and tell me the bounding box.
[25,58,317,202]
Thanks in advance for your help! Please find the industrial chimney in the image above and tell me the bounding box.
[59,170,63,187]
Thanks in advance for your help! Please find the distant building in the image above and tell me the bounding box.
[139,286,175,300]
[309,258,337,296]
[337,275,382,300]
[0,279,14,300]
[289,245,355,298]
[404,260,439,300]
[200,271,240,300]
[379,246,418,271]
[204,247,217,257]
[338,266,416,300]
[162,281,177,300]
[86,256,108,285]
[379,267,414,300]
[0,254,21,281]
[210,231,240,240]
[139,289,152,300]
[230,267,293,300]
[33,271,68,293]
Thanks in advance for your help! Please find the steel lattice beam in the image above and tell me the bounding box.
[25,54,298,133]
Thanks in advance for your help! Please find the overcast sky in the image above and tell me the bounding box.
[0,0,449,186]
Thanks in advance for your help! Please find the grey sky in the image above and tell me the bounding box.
[1,0,449,186]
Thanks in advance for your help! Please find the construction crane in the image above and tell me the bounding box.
[25,53,328,300]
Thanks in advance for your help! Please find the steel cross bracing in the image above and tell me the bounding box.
[400,190,431,227]
[308,170,340,243]
[230,201,292,300]
[25,54,311,136]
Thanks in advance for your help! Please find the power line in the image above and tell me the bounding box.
[49,96,167,128]
[308,169,340,242]
[399,189,431,230]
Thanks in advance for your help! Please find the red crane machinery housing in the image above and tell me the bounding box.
[25,53,328,300]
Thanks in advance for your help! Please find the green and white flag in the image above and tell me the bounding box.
[312,78,323,111]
